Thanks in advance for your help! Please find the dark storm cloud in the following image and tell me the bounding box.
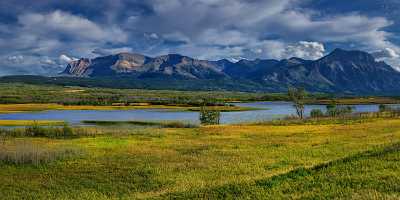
[0,0,399,75]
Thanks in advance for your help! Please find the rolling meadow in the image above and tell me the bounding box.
[3,1,400,199]
[0,83,399,199]
[0,118,399,199]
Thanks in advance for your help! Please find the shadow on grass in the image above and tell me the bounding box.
[159,143,400,199]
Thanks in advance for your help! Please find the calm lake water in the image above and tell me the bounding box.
[0,102,397,125]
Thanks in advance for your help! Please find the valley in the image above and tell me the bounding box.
[3,1,400,199]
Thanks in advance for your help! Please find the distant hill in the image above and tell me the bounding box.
[2,49,400,95]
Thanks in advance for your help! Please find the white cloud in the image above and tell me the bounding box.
[284,41,325,60]
[370,47,400,70]
[18,10,127,43]
[372,48,400,60]
[7,55,24,63]
[146,33,159,40]
[59,54,77,64]
[0,10,130,75]
[125,0,397,63]
[160,39,325,61]
[1,54,64,76]
[92,47,134,56]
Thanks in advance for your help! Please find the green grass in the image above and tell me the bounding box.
[0,83,286,105]
[162,143,400,199]
[250,116,379,126]
[0,119,399,199]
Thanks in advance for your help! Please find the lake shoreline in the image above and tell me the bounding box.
[0,101,396,126]
[0,103,259,114]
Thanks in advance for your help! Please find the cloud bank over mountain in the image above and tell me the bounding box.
[1,0,400,75]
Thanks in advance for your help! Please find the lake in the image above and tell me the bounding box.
[0,102,396,125]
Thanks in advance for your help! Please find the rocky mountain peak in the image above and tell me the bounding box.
[320,48,376,63]
[60,49,400,94]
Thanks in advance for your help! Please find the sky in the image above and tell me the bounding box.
[1,0,400,75]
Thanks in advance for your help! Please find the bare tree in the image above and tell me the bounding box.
[288,87,307,119]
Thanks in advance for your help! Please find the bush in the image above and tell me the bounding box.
[326,102,338,117]
[326,103,354,117]
[61,123,74,137]
[379,104,392,112]
[199,107,221,125]
[198,98,222,125]
[310,109,324,118]
[7,122,78,138]
[25,123,48,137]
[160,121,198,128]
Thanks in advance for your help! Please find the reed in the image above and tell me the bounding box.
[0,123,95,138]
[0,140,82,165]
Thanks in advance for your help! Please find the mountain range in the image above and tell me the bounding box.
[58,48,400,94]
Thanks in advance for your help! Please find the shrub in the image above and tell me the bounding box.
[379,104,392,112]
[160,121,198,128]
[198,98,222,125]
[199,107,221,125]
[25,122,48,137]
[326,102,354,117]
[61,123,74,138]
[326,102,338,117]
[310,109,324,118]
[1,122,80,138]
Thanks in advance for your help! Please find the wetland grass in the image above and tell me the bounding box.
[0,118,399,199]
[82,120,198,128]
[0,139,83,166]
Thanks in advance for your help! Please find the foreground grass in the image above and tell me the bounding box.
[164,143,400,199]
[0,119,400,199]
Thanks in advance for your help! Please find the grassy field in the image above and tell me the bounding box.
[1,118,399,199]
[0,83,399,108]
[165,143,400,199]
[0,83,286,105]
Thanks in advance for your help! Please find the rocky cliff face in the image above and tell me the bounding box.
[61,49,400,93]
[62,53,225,79]
[63,58,91,77]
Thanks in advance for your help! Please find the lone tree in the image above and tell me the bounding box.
[288,87,307,119]
[199,98,221,125]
